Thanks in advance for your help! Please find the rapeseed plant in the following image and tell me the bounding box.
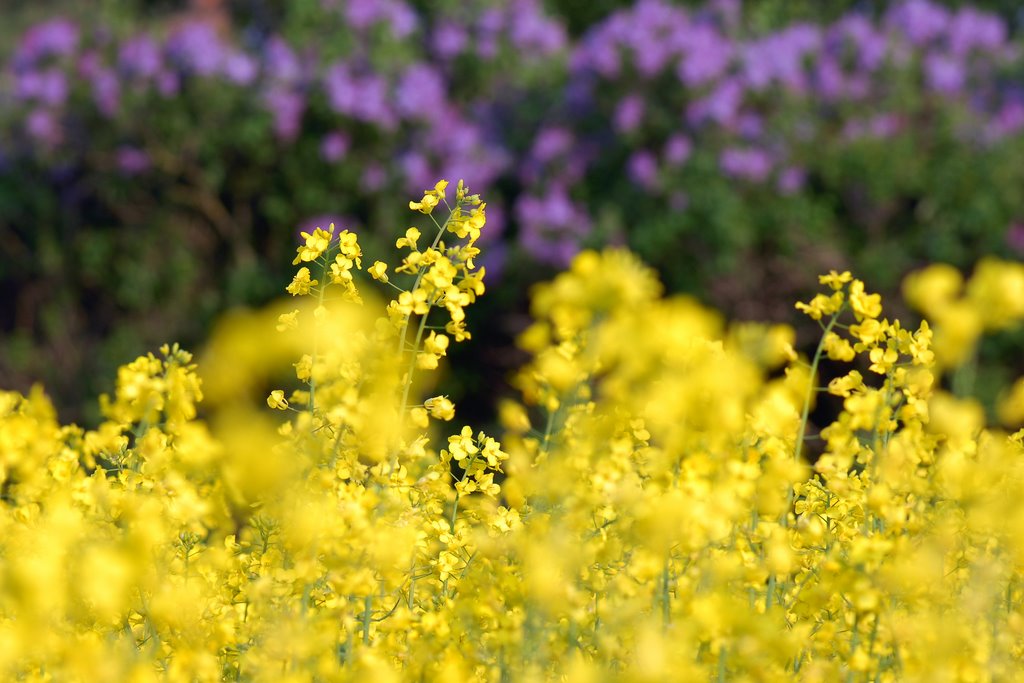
[0,181,1023,681]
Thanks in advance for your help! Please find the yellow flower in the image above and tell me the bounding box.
[848,279,882,320]
[369,261,389,283]
[396,227,421,250]
[292,224,334,265]
[276,309,299,332]
[424,396,455,421]
[409,180,448,214]
[819,270,853,290]
[266,390,289,410]
[286,267,317,296]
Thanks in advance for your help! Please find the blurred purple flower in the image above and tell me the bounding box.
[432,21,468,60]
[223,52,258,85]
[264,36,301,84]
[1007,222,1024,253]
[719,147,773,182]
[947,8,1006,56]
[687,77,744,127]
[361,163,387,192]
[663,134,692,166]
[15,69,68,107]
[263,87,305,141]
[26,109,62,146]
[676,25,734,87]
[777,166,806,195]
[669,190,689,211]
[167,22,224,76]
[91,68,121,118]
[345,0,417,39]
[924,52,965,94]
[627,150,659,190]
[399,151,432,190]
[156,70,180,97]
[830,15,889,72]
[509,0,566,55]
[323,63,397,129]
[613,95,645,134]
[530,127,573,164]
[515,186,591,267]
[320,131,350,162]
[395,63,446,121]
[118,35,162,80]
[116,146,150,174]
[885,0,950,46]
[15,18,79,68]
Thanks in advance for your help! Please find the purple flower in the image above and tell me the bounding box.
[777,167,806,195]
[687,77,744,127]
[399,151,432,190]
[885,0,950,46]
[323,63,397,129]
[264,36,301,84]
[663,134,692,166]
[344,0,417,39]
[167,22,225,76]
[627,150,659,190]
[1007,222,1024,254]
[676,25,734,87]
[91,68,121,118]
[320,132,350,162]
[719,147,773,182]
[515,186,591,267]
[830,15,889,72]
[613,95,645,134]
[15,69,68,107]
[26,109,62,146]
[223,52,258,85]
[924,52,965,94]
[263,87,305,141]
[118,35,162,80]
[947,8,1007,56]
[116,147,150,175]
[530,127,573,164]
[394,63,446,121]
[15,18,79,68]
[361,163,387,192]
[432,21,468,60]
[508,0,566,55]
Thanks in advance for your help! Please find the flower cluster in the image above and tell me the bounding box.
[3,184,1024,680]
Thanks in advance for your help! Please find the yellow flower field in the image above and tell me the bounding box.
[2,181,1024,681]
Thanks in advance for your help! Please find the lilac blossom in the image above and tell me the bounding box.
[118,36,162,80]
[432,21,468,60]
[719,147,773,182]
[663,134,692,167]
[116,147,150,174]
[613,95,645,134]
[675,25,733,87]
[627,150,659,190]
[508,0,566,55]
[924,52,966,94]
[394,63,446,122]
[1007,223,1024,254]
[777,167,806,195]
[263,87,305,141]
[14,18,79,68]
[166,22,224,76]
[516,186,591,267]
[885,0,950,46]
[947,8,1007,56]
[25,109,61,145]
[264,36,302,84]
[320,132,350,163]
[15,69,68,107]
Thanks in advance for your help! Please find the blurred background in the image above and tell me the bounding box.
[2,0,1024,427]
